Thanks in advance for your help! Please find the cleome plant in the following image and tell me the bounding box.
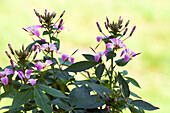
[0,9,159,113]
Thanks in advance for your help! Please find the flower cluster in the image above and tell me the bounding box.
[0,10,158,113]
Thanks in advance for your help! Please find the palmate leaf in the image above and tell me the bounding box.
[115,58,131,67]
[117,72,130,98]
[51,98,71,111]
[38,84,68,98]
[82,54,95,62]
[76,95,105,109]
[69,85,90,107]
[11,88,33,109]
[34,87,52,113]
[88,83,111,100]
[65,61,97,72]
[130,100,159,111]
[126,77,141,88]
[95,63,105,80]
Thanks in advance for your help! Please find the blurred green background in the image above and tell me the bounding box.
[0,0,169,112]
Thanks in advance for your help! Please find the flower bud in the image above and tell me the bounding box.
[39,16,43,24]
[8,44,14,55]
[123,28,128,36]
[129,26,136,36]
[104,22,108,30]
[106,16,109,24]
[96,22,102,32]
[60,10,65,18]
[114,97,117,102]
[125,20,130,27]
[15,50,19,56]
[10,59,15,70]
[34,9,40,17]
[33,52,38,60]
[58,19,63,29]
[105,106,110,112]
[125,97,129,102]
[5,51,11,59]
[22,44,24,51]
[51,11,56,18]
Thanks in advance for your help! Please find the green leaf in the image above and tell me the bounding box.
[19,84,32,90]
[42,31,49,35]
[82,54,95,62]
[34,87,52,113]
[65,61,97,72]
[130,91,141,99]
[51,98,71,111]
[130,100,159,111]
[38,84,68,98]
[0,91,10,99]
[117,72,130,98]
[115,58,131,67]
[126,77,141,88]
[128,105,142,113]
[88,83,111,100]
[76,95,105,109]
[11,88,33,109]
[95,64,105,80]
[50,36,59,41]
[106,51,116,61]
[123,70,128,76]
[69,85,90,107]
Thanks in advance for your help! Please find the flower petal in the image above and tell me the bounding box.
[4,68,14,75]
[26,70,32,79]
[106,43,114,49]
[120,50,125,57]
[62,54,68,61]
[33,29,40,37]
[94,55,100,62]
[45,60,53,67]
[70,57,74,64]
[18,70,25,80]
[124,54,130,62]
[96,36,102,42]
[1,76,8,85]
[28,79,36,86]
[35,61,44,71]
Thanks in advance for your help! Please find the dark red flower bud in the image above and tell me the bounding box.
[123,28,128,35]
[125,20,130,27]
[129,26,136,36]
[60,10,65,18]
[5,51,11,59]
[96,22,102,32]
[8,44,14,55]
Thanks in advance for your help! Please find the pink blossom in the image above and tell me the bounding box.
[120,48,136,62]
[35,60,53,71]
[18,70,36,86]
[94,50,109,62]
[26,25,43,37]
[96,35,109,42]
[62,54,74,64]
[0,68,14,85]
[106,38,126,50]
[39,43,57,53]
[105,106,110,112]
[52,25,64,30]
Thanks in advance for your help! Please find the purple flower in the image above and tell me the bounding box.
[62,54,74,64]
[94,50,109,62]
[106,38,126,50]
[105,106,110,112]
[120,48,136,62]
[35,60,53,71]
[26,25,43,37]
[39,43,57,53]
[96,35,109,42]
[0,68,14,85]
[18,70,36,86]
[52,25,64,30]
